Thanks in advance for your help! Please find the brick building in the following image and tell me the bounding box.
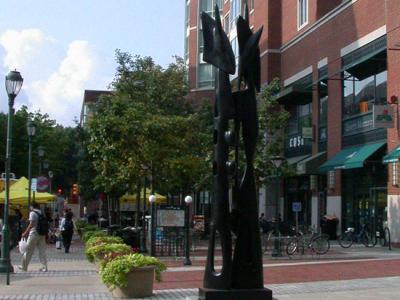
[185,0,400,243]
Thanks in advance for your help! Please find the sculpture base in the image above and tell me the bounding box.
[198,287,272,300]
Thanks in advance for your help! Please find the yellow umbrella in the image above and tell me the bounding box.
[120,188,167,204]
[0,176,55,205]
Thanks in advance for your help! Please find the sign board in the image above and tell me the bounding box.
[37,176,49,192]
[157,207,185,227]
[31,178,37,192]
[373,105,394,128]
[292,202,302,212]
[302,127,313,139]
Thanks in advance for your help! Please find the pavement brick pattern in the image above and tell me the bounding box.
[1,239,400,299]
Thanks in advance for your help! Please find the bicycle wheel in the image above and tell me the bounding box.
[312,234,330,255]
[338,232,353,248]
[383,227,391,248]
[263,230,274,253]
[361,233,375,248]
[286,238,298,256]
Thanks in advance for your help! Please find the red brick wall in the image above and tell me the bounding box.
[281,0,386,81]
[386,0,400,195]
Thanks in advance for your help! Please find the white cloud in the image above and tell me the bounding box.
[0,28,54,70]
[31,40,94,125]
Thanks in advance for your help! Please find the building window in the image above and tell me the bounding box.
[393,162,399,186]
[198,64,214,88]
[319,95,328,141]
[298,0,308,29]
[224,13,230,33]
[230,0,241,28]
[342,70,387,136]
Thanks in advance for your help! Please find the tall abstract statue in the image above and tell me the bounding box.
[199,3,272,300]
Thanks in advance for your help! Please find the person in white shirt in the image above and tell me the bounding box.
[18,202,48,272]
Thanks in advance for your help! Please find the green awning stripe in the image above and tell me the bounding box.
[319,142,385,172]
[383,145,400,164]
[319,147,359,172]
[344,142,385,169]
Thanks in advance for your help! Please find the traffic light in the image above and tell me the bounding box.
[57,187,62,194]
[72,184,78,195]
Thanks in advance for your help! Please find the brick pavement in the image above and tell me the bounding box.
[0,238,400,299]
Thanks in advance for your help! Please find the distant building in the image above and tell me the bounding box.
[80,90,112,127]
[186,0,400,244]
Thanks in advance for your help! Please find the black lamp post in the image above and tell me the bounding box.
[0,70,23,285]
[48,170,53,194]
[38,146,45,175]
[140,176,147,253]
[27,119,36,209]
[184,195,193,266]
[149,194,156,256]
[270,155,285,258]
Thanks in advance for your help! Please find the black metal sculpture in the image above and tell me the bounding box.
[199,3,272,300]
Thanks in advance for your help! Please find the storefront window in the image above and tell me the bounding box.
[375,71,387,105]
[342,70,387,119]
[319,96,328,142]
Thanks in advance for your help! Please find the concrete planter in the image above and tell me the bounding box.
[111,266,155,298]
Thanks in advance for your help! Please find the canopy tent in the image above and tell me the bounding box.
[120,188,167,204]
[0,176,55,205]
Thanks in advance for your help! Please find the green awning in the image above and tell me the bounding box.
[319,142,385,172]
[383,145,400,164]
[272,85,312,105]
[297,152,327,175]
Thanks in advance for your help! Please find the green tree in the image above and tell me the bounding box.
[86,52,211,199]
[255,78,293,187]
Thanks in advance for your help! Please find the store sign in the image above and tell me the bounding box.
[373,105,394,128]
[292,202,302,212]
[289,136,305,148]
[31,178,37,192]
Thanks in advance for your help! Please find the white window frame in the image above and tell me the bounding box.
[297,0,309,30]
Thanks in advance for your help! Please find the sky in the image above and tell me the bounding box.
[0,0,185,126]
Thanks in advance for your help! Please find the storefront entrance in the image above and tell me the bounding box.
[284,176,312,227]
[342,164,387,232]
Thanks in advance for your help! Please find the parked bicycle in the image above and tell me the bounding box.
[338,223,375,248]
[375,223,391,250]
[286,227,330,256]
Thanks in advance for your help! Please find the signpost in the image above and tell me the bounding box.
[292,202,302,233]
[31,178,37,204]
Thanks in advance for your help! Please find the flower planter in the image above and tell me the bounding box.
[111,266,155,298]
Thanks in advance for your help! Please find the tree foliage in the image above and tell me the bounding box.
[86,52,212,196]
[255,78,293,185]
[0,106,78,192]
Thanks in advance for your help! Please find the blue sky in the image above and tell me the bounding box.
[0,0,184,126]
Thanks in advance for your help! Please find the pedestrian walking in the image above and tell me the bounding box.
[60,209,74,253]
[18,202,48,272]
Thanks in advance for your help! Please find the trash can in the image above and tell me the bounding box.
[321,215,338,240]
[116,227,140,249]
[107,224,121,235]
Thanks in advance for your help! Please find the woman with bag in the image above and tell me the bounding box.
[59,209,74,253]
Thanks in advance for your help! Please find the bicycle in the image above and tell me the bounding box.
[286,227,330,256]
[375,223,391,250]
[338,223,375,248]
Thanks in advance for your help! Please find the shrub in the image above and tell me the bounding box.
[85,243,133,263]
[82,230,107,243]
[86,236,124,249]
[100,253,167,290]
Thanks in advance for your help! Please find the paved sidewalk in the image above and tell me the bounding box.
[0,239,399,299]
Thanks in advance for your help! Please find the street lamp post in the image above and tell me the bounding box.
[38,146,45,175]
[27,119,36,209]
[184,195,193,266]
[48,171,53,194]
[140,177,147,253]
[0,70,24,284]
[270,156,285,258]
[149,195,157,257]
